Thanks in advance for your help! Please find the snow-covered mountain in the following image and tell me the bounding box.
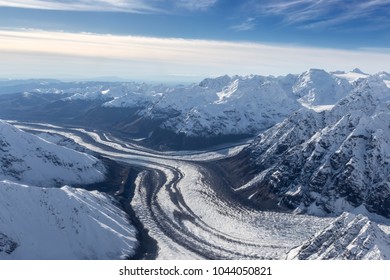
[104,70,355,136]
[154,75,301,136]
[333,68,370,82]
[1,69,389,143]
[233,76,390,218]
[0,120,105,187]
[287,212,390,260]
[0,79,62,95]
[0,180,137,259]
[292,69,352,111]
[76,69,390,137]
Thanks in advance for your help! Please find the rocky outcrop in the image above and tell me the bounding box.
[287,213,390,260]
[0,233,18,255]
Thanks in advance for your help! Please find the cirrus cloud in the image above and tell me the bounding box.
[0,0,218,13]
[246,0,390,29]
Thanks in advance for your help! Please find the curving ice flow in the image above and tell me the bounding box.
[13,121,332,259]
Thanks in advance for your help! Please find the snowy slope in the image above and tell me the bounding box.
[64,82,166,103]
[293,69,352,111]
[333,68,370,83]
[236,77,390,217]
[375,71,390,88]
[0,120,105,187]
[102,83,169,107]
[157,75,301,136]
[0,79,63,95]
[287,212,390,260]
[0,180,137,259]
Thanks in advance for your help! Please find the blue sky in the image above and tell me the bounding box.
[0,0,389,81]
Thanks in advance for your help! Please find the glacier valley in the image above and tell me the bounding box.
[1,68,390,260]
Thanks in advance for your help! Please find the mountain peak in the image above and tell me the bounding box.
[304,68,329,77]
[308,68,326,72]
[355,75,390,100]
[198,75,231,89]
[351,68,366,74]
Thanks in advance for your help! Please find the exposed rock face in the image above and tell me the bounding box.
[0,233,18,255]
[235,77,390,218]
[287,213,390,260]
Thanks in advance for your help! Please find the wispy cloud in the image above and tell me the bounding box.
[0,29,388,80]
[247,0,390,29]
[0,0,161,13]
[230,18,256,31]
[0,0,218,13]
[176,0,218,11]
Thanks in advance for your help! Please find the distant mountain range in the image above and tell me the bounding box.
[0,69,388,149]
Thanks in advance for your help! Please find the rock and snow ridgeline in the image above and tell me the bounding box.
[96,69,389,137]
[5,69,388,138]
[236,76,390,218]
[287,212,390,260]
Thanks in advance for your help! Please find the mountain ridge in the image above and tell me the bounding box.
[287,212,390,260]
[229,76,390,218]
[1,69,388,147]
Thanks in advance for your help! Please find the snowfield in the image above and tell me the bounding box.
[0,180,138,259]
[0,121,138,259]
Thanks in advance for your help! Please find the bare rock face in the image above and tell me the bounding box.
[287,212,390,260]
[0,233,18,255]
[236,77,390,218]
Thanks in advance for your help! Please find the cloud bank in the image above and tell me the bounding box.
[0,29,389,81]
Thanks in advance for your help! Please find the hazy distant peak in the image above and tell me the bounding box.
[351,68,367,75]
